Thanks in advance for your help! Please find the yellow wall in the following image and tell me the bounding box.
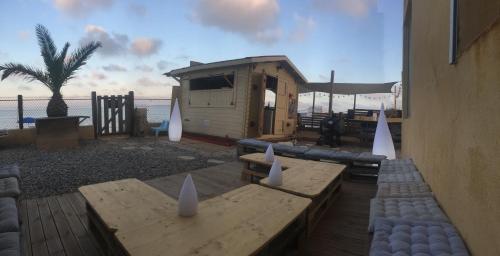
[402,1,500,255]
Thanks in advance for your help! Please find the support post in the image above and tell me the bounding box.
[312,91,316,115]
[353,94,357,111]
[128,91,135,136]
[17,95,23,130]
[91,91,98,139]
[328,70,335,114]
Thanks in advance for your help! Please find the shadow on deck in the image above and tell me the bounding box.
[20,162,376,256]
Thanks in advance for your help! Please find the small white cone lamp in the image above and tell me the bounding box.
[264,144,274,162]
[372,103,396,159]
[268,159,283,186]
[178,174,198,217]
[169,98,182,142]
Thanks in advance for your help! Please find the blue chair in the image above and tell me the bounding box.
[151,120,169,140]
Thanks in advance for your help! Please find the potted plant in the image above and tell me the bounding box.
[0,24,101,117]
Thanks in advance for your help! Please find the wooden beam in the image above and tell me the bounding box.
[328,70,335,114]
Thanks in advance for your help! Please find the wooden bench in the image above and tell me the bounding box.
[239,153,345,234]
[79,179,311,256]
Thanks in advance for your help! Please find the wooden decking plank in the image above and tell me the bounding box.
[65,193,90,231]
[56,195,104,256]
[20,200,33,256]
[36,198,66,256]
[26,199,49,256]
[305,180,376,256]
[46,197,84,256]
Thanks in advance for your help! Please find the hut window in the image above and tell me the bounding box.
[190,74,234,91]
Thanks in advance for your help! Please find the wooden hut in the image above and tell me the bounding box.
[165,56,307,140]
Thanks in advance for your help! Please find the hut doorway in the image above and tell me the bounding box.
[246,73,279,138]
[263,75,278,135]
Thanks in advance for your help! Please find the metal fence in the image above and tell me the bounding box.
[0,96,171,130]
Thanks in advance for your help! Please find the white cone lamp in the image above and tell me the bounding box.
[264,144,274,162]
[268,159,283,186]
[169,98,182,142]
[372,103,396,159]
[178,174,198,217]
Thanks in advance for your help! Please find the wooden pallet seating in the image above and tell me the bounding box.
[237,139,386,168]
[0,164,22,256]
[79,179,311,256]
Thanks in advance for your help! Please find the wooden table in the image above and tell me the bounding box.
[240,153,346,234]
[261,161,344,235]
[239,153,307,182]
[80,179,311,256]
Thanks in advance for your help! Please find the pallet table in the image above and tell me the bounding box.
[79,179,311,256]
[239,153,306,182]
[240,153,345,235]
[260,161,344,235]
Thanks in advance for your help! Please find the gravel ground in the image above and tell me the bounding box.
[0,137,237,199]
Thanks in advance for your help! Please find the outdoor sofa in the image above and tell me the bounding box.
[0,164,21,256]
[369,159,470,255]
[237,138,386,167]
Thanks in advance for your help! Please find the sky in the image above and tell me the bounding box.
[0,0,403,111]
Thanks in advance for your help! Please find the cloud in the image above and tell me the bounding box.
[130,38,162,57]
[157,60,182,70]
[90,71,107,80]
[53,0,114,17]
[18,85,32,91]
[192,0,282,44]
[79,25,129,56]
[128,3,147,17]
[135,64,154,72]
[289,14,315,42]
[312,0,377,17]
[17,31,30,41]
[136,77,171,87]
[102,64,127,72]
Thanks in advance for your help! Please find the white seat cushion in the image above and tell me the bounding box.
[369,197,449,232]
[0,178,20,198]
[376,183,433,198]
[370,219,469,256]
[377,172,423,184]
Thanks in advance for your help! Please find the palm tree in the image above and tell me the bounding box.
[0,24,101,117]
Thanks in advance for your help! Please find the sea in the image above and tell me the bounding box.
[0,99,171,130]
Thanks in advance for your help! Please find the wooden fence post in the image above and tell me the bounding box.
[17,95,23,130]
[91,91,98,139]
[128,91,135,136]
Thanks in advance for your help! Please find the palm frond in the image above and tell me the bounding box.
[0,63,52,90]
[36,24,57,59]
[63,41,101,84]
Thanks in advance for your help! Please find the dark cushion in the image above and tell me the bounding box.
[0,198,19,233]
[0,165,20,180]
[271,143,309,155]
[354,152,386,163]
[304,148,358,162]
[0,178,20,198]
[0,232,20,256]
[371,219,469,256]
[237,139,271,150]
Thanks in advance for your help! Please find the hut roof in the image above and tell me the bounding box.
[164,55,308,84]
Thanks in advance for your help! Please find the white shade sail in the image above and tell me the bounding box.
[299,82,397,95]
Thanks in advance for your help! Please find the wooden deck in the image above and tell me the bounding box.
[19,162,376,256]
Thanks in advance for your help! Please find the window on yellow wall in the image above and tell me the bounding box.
[457,0,500,55]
